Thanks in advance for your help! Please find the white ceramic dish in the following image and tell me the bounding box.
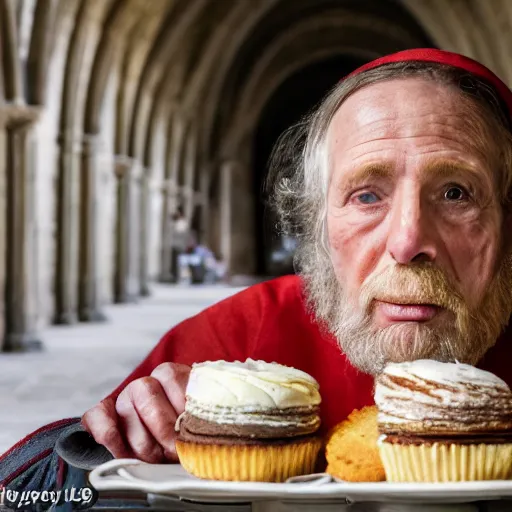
[88,459,512,505]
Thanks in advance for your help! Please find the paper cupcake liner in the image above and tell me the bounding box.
[176,437,322,482]
[378,440,512,482]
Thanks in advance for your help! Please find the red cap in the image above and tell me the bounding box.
[345,48,512,120]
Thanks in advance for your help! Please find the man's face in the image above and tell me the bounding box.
[325,78,512,374]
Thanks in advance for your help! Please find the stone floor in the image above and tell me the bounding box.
[0,284,242,455]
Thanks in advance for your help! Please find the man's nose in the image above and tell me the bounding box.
[386,187,437,264]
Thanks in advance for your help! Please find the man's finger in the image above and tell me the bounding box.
[82,398,134,459]
[150,363,190,415]
[116,387,165,463]
[127,376,180,461]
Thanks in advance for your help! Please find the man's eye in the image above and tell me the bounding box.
[356,192,380,204]
[444,186,469,201]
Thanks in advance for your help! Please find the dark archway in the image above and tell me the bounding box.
[252,55,366,276]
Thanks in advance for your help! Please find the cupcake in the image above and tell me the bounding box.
[375,359,512,482]
[175,359,323,482]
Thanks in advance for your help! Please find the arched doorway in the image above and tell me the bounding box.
[252,55,366,276]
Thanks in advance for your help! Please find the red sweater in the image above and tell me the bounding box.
[106,275,512,434]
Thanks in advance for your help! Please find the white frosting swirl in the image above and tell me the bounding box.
[183,359,321,429]
[375,360,512,433]
[187,359,321,410]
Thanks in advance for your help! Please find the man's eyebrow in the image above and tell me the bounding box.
[338,163,394,188]
[421,159,488,182]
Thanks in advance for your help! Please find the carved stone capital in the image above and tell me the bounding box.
[0,103,40,130]
[57,129,83,154]
[114,155,135,178]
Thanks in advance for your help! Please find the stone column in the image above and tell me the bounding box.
[219,160,235,273]
[78,135,107,322]
[2,107,43,352]
[159,179,174,283]
[159,113,185,282]
[114,156,141,303]
[229,146,256,275]
[192,190,202,237]
[138,168,150,296]
[199,167,210,245]
[54,130,81,324]
[183,128,197,223]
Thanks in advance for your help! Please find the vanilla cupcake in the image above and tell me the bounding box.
[375,360,512,482]
[175,359,322,482]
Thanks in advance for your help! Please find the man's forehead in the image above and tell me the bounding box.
[331,78,464,130]
[327,78,496,170]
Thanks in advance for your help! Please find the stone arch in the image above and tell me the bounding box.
[113,2,171,156]
[181,0,279,113]
[183,0,279,162]
[127,0,207,161]
[0,0,23,102]
[83,0,150,136]
[222,11,430,156]
[24,0,59,104]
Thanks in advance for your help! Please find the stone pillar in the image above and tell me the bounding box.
[183,128,197,223]
[219,160,234,273]
[114,156,142,303]
[138,169,150,296]
[2,107,43,352]
[199,167,211,245]
[159,113,185,283]
[230,147,257,275]
[159,179,174,283]
[78,135,107,322]
[192,190,203,238]
[54,130,81,324]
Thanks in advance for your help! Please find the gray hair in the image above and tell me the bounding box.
[267,61,512,323]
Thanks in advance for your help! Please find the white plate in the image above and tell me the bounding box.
[88,459,512,505]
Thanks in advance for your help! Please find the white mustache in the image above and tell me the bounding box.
[359,264,465,313]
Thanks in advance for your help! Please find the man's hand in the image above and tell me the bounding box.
[82,363,191,463]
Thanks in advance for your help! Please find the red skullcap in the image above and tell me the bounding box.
[345,48,512,121]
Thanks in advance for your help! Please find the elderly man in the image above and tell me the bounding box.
[2,48,512,492]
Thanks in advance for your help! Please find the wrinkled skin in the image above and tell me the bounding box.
[327,79,503,320]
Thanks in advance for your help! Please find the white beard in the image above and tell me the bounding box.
[297,243,512,376]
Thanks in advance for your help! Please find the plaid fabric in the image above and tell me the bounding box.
[0,418,81,488]
[0,418,104,511]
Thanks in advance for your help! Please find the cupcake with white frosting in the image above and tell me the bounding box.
[375,359,512,482]
[175,359,322,481]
